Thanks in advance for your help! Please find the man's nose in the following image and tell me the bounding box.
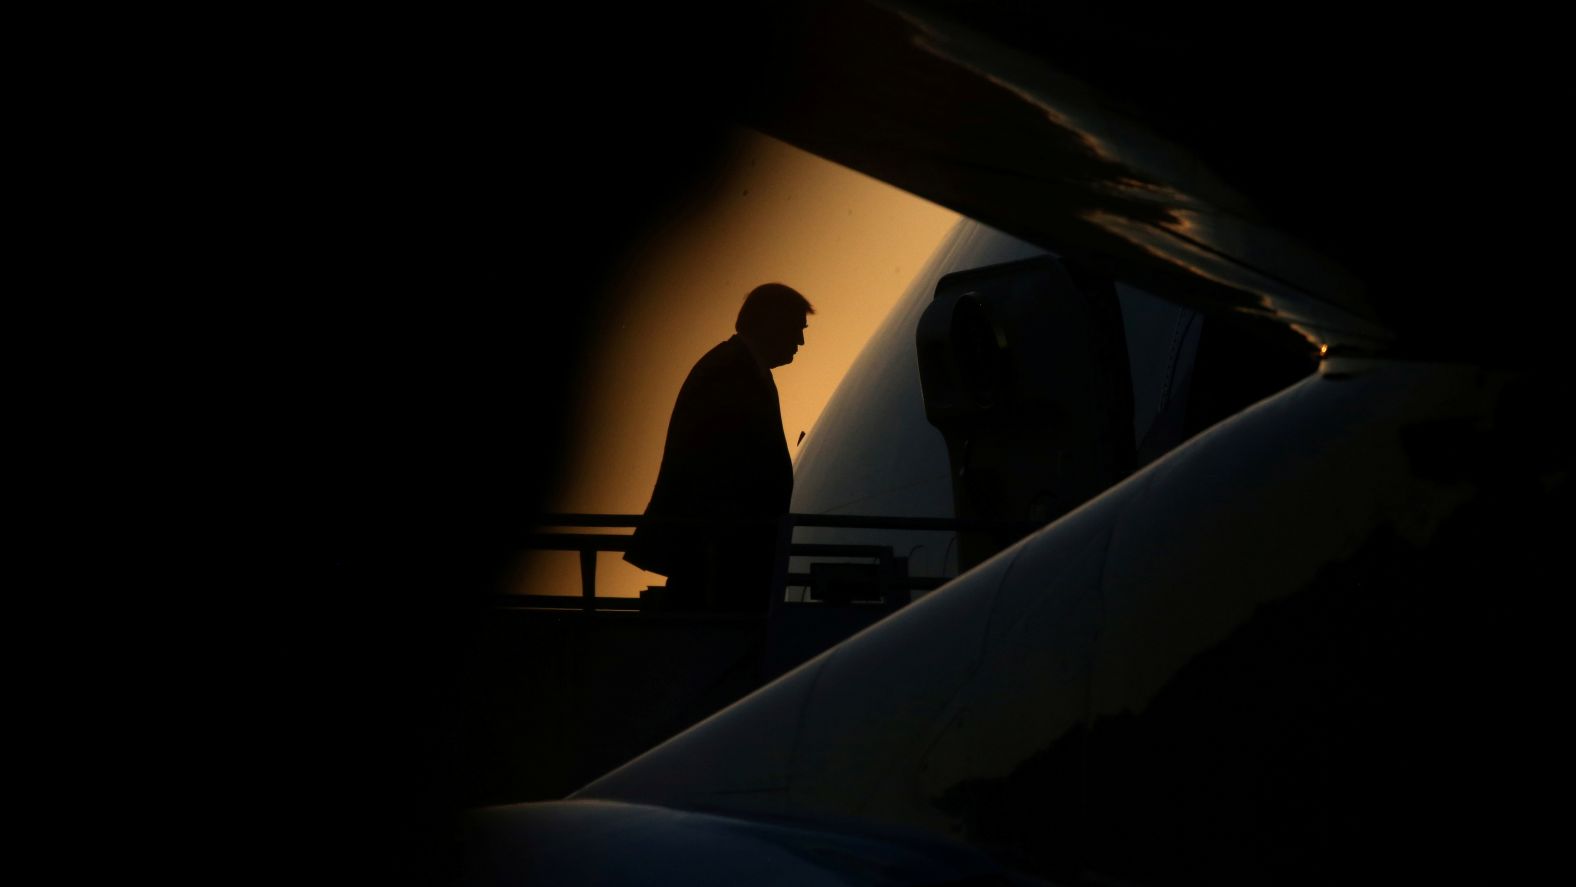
[796,330,804,346]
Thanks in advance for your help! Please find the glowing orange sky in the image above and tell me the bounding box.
[518,129,958,598]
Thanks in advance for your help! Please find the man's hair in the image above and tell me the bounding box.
[736,283,814,337]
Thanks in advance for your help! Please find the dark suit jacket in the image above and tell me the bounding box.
[625,336,793,609]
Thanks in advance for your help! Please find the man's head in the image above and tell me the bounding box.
[736,283,814,368]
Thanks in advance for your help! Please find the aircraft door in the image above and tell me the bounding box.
[917,256,1135,570]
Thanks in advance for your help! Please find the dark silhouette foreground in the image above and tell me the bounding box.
[625,283,813,612]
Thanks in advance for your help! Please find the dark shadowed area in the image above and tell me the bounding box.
[177,7,809,885]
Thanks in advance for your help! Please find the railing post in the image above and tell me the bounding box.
[766,514,794,620]
[579,549,596,612]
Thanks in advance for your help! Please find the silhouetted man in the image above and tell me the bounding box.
[625,283,814,612]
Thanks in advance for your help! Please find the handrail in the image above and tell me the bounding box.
[519,512,1040,609]
[535,513,1037,533]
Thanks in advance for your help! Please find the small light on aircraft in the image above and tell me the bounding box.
[1318,343,1329,357]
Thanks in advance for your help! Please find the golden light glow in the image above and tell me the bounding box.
[517,129,958,598]
[1319,343,1329,357]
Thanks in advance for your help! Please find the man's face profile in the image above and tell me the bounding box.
[736,284,813,369]
[764,311,808,368]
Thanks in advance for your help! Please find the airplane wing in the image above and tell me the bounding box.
[732,0,1558,367]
